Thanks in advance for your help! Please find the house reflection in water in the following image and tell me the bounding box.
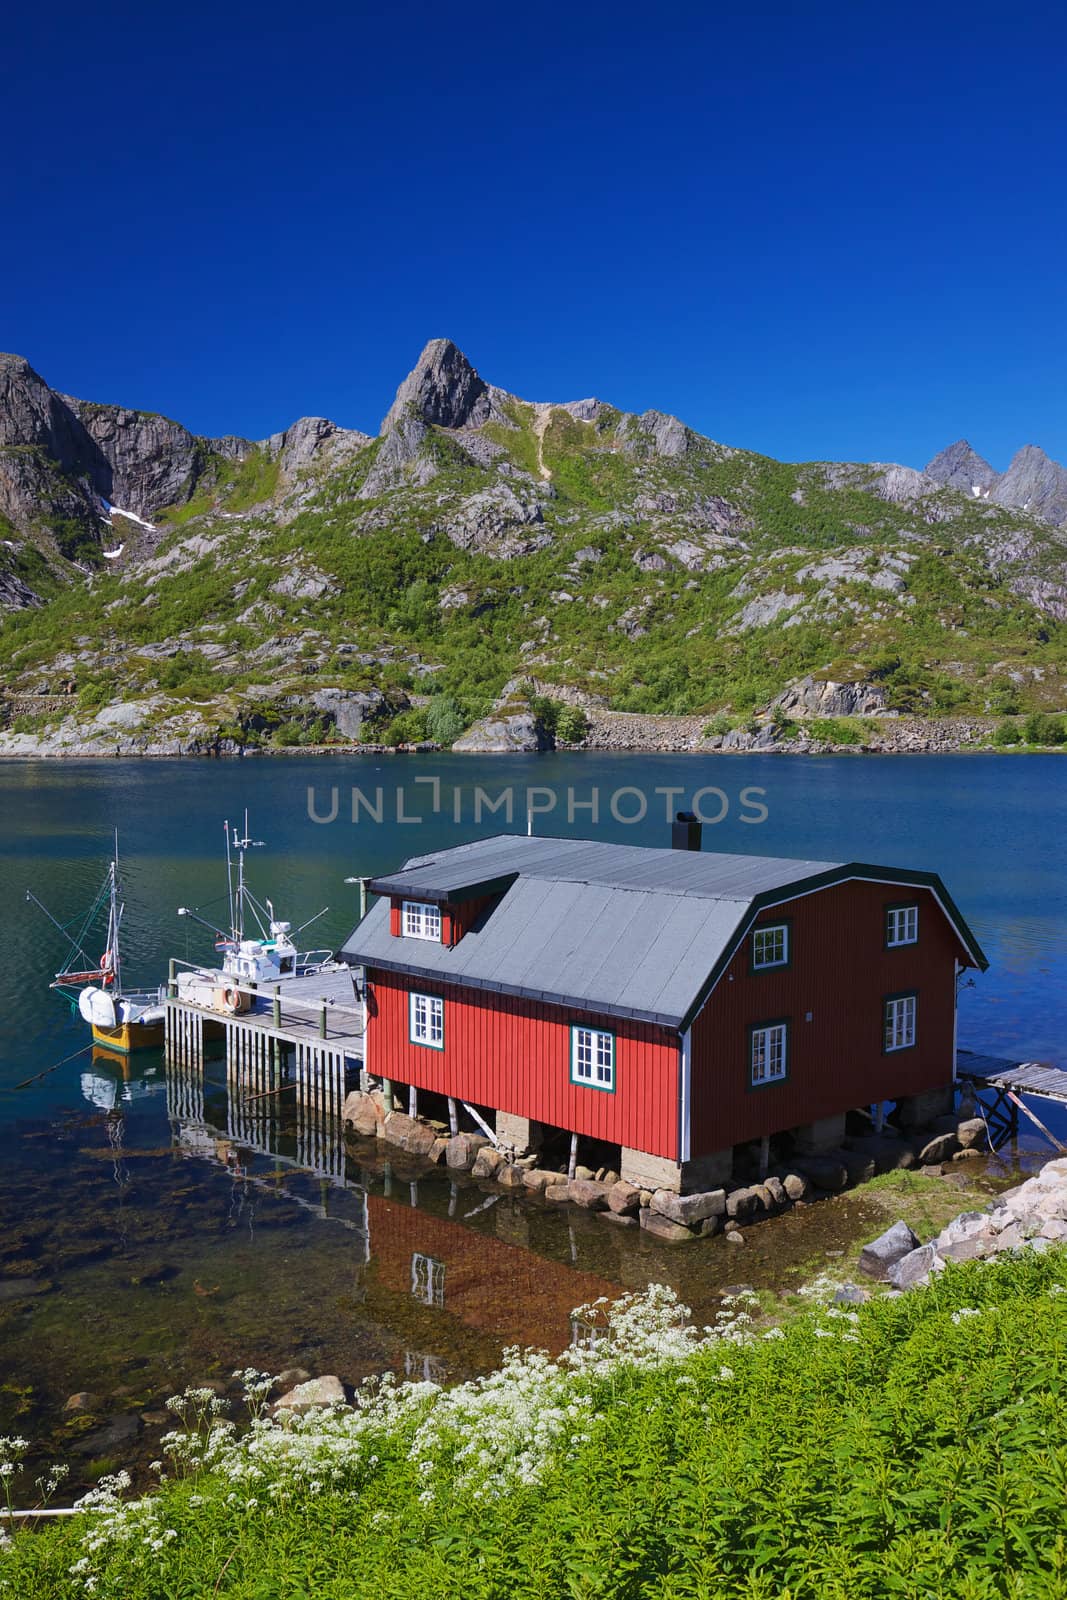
[159,1057,622,1362]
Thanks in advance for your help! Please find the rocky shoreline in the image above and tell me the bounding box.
[0,710,1023,760]
[341,1088,1000,1245]
[858,1152,1067,1289]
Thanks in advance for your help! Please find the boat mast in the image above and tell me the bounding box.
[225,820,236,944]
[109,830,124,999]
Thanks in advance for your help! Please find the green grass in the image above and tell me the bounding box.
[4,1251,1067,1598]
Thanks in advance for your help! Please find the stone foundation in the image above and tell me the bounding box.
[793,1114,848,1153]
[495,1112,544,1156]
[620,1145,733,1195]
[895,1085,954,1129]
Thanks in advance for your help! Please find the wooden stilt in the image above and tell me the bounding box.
[568,1131,578,1180]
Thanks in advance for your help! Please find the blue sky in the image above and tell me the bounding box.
[5,1,1066,467]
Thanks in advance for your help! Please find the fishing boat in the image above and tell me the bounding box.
[28,835,167,1052]
[173,814,341,1014]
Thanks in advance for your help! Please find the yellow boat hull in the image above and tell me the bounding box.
[91,1019,165,1054]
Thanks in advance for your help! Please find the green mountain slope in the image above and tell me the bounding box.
[2,339,1066,750]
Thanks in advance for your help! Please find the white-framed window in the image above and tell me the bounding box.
[750,1021,788,1086]
[402,900,442,941]
[752,923,790,970]
[409,991,444,1049]
[571,1025,615,1091]
[410,1253,445,1308]
[886,904,918,947]
[884,993,917,1052]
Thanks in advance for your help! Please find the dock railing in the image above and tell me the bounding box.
[166,957,364,1043]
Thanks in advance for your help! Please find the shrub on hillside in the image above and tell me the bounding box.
[554,705,589,743]
[1023,711,1067,745]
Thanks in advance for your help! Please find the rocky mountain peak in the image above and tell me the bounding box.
[925,439,997,496]
[381,338,491,434]
[992,443,1067,525]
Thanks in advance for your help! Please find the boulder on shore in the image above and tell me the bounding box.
[382,1111,438,1159]
[858,1219,921,1280]
[653,1188,726,1225]
[639,1208,697,1243]
[274,1375,348,1415]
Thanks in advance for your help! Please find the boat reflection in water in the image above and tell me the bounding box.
[81,1046,168,1111]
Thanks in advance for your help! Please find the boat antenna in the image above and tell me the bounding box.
[228,812,265,943]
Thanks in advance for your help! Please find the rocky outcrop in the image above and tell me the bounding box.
[442,474,552,553]
[359,412,434,498]
[452,707,553,753]
[771,675,892,718]
[264,416,371,481]
[617,409,690,458]
[0,567,42,610]
[381,338,492,433]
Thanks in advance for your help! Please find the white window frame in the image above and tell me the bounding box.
[570,1024,615,1091]
[402,900,442,941]
[410,1253,445,1307]
[750,1021,788,1086]
[884,994,917,1052]
[752,923,790,970]
[409,991,444,1050]
[886,904,918,947]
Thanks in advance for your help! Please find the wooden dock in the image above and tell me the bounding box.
[956,1048,1067,1151]
[165,964,364,1122]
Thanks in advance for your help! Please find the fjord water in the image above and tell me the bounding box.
[0,753,1064,1487]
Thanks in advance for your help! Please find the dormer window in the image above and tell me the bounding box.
[402,900,442,941]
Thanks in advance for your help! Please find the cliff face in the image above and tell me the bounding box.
[60,397,226,514]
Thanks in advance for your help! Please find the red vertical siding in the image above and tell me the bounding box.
[688,881,963,1154]
[367,972,680,1158]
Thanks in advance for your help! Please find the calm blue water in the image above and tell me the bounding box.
[3,753,1064,1112]
[0,753,1063,1491]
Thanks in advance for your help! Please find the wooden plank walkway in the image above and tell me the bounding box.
[957,1049,1067,1102]
[167,965,365,1057]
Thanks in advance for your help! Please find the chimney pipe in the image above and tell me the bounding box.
[671,810,702,852]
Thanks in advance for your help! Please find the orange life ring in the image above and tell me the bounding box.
[222,987,245,1014]
[100,949,113,971]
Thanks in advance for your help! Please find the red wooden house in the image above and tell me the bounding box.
[340,829,987,1194]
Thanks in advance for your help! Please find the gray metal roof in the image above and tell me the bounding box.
[366,833,843,903]
[339,834,987,1029]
